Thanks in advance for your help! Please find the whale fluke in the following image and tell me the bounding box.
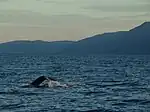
[22,76,69,88]
[31,76,47,87]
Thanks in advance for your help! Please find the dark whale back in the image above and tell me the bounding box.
[48,77,57,81]
[31,76,47,87]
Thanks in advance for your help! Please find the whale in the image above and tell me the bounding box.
[22,76,69,88]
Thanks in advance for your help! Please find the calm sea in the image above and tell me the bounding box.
[0,54,150,112]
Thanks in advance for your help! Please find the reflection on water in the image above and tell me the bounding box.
[0,54,150,112]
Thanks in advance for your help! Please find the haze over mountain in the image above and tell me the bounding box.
[0,40,73,54]
[0,22,150,55]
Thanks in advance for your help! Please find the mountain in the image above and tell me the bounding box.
[64,22,150,54]
[0,40,74,54]
[0,22,150,55]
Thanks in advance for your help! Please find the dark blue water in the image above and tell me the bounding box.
[0,54,150,112]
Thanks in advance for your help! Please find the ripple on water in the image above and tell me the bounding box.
[0,55,150,112]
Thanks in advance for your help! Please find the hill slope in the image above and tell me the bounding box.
[0,40,74,54]
[64,22,150,54]
[0,22,150,55]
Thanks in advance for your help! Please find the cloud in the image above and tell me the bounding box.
[85,4,150,13]
[0,10,146,42]
[0,0,150,42]
[0,0,9,2]
[0,0,150,18]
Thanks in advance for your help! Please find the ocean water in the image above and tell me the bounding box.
[0,54,150,112]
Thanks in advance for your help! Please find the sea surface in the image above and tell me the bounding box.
[0,54,150,112]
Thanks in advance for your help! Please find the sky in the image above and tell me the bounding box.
[0,0,150,42]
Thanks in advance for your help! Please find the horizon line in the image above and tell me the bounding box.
[0,21,149,44]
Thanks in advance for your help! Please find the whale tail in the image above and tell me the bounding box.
[22,76,68,88]
[31,76,47,87]
[47,77,57,81]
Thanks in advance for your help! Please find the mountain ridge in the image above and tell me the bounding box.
[0,22,150,54]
